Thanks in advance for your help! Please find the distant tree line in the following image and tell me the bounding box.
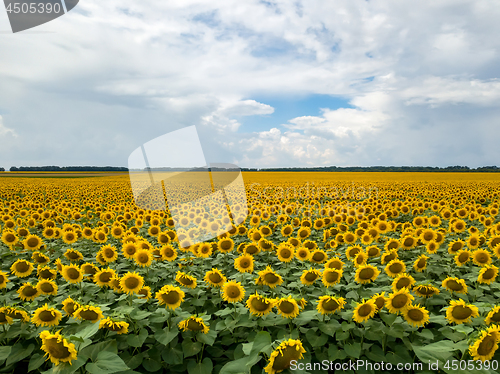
[258,165,500,172]
[0,167,4,172]
[9,166,128,172]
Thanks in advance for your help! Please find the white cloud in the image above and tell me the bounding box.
[0,116,17,138]
[0,0,500,167]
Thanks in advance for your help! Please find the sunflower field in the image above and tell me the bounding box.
[1,172,500,374]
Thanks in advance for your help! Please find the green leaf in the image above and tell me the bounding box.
[187,357,213,374]
[73,321,100,340]
[219,355,261,374]
[417,329,434,340]
[154,327,178,346]
[80,340,118,361]
[182,340,202,358]
[51,356,88,374]
[293,310,318,325]
[162,345,183,365]
[343,342,361,359]
[127,328,148,348]
[242,331,272,356]
[305,329,328,347]
[130,310,152,320]
[318,321,340,336]
[7,342,34,366]
[28,354,46,372]
[122,353,143,370]
[85,351,129,374]
[0,346,12,361]
[196,329,217,346]
[142,358,162,372]
[379,312,398,326]
[411,340,457,365]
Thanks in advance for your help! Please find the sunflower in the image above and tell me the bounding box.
[325,257,344,270]
[478,265,499,284]
[445,299,479,324]
[345,245,362,260]
[32,304,62,327]
[175,271,197,289]
[0,270,9,289]
[403,304,430,327]
[400,236,417,250]
[99,317,129,334]
[420,229,436,244]
[1,230,18,247]
[297,227,311,240]
[62,231,78,245]
[255,266,283,288]
[10,259,34,278]
[244,243,260,255]
[352,299,377,323]
[62,297,80,317]
[61,265,83,284]
[425,240,440,254]
[442,276,468,294]
[274,296,300,319]
[466,235,481,250]
[472,249,492,266]
[122,242,138,259]
[371,292,387,310]
[64,248,83,262]
[384,259,406,278]
[0,307,13,325]
[120,272,144,294]
[354,265,380,284]
[73,305,104,323]
[469,326,500,362]
[203,268,227,288]
[93,268,117,288]
[451,219,467,233]
[134,249,153,267]
[39,330,78,366]
[23,234,43,251]
[234,254,254,273]
[37,279,58,296]
[276,243,295,262]
[100,245,118,263]
[310,249,328,264]
[384,239,400,252]
[218,237,235,253]
[453,249,470,267]
[322,268,343,287]
[295,247,310,261]
[156,285,185,310]
[5,307,30,322]
[264,339,306,374]
[178,316,209,334]
[385,289,414,314]
[18,282,40,301]
[197,243,213,258]
[300,269,322,286]
[485,306,500,325]
[380,250,398,265]
[413,284,440,298]
[246,293,275,317]
[158,245,176,262]
[222,281,245,303]
[392,273,416,292]
[366,245,381,257]
[281,225,293,237]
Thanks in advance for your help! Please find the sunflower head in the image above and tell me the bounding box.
[73,305,104,323]
[175,271,197,289]
[403,304,430,327]
[39,330,78,366]
[119,271,144,294]
[156,285,185,310]
[222,281,245,303]
[274,296,300,319]
[353,299,377,323]
[178,316,209,334]
[246,293,274,317]
[99,317,129,334]
[32,304,63,327]
[446,299,479,324]
[203,268,226,288]
[316,295,346,315]
[264,339,306,374]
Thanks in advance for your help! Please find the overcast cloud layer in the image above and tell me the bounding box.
[1,0,499,169]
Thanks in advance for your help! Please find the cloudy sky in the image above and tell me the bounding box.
[1,0,499,169]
